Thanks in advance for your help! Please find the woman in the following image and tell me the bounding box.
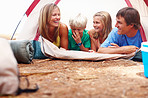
[33,3,69,59]
[88,11,112,52]
[38,3,68,49]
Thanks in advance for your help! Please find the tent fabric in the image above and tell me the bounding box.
[16,0,56,40]
[0,38,19,95]
[125,0,132,7]
[54,0,61,5]
[40,37,135,61]
[127,0,148,42]
[9,40,34,64]
[58,0,127,31]
[144,0,148,7]
[25,0,40,17]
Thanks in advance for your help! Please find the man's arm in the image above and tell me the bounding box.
[97,45,139,54]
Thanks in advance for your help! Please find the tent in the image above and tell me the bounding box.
[15,0,148,42]
[0,0,147,40]
[1,0,147,61]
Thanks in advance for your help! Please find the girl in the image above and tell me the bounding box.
[88,11,112,52]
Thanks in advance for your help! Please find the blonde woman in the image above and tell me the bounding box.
[68,13,91,52]
[33,3,69,59]
[88,11,112,52]
[38,3,68,49]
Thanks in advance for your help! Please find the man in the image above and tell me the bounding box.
[97,7,142,54]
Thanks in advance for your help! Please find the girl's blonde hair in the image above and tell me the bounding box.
[69,13,87,29]
[38,3,60,42]
[93,11,112,40]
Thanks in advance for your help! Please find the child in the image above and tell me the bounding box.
[88,11,112,52]
[68,13,91,52]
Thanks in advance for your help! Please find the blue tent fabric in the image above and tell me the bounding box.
[30,40,48,59]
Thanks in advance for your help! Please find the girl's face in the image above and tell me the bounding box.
[93,16,104,33]
[49,7,61,27]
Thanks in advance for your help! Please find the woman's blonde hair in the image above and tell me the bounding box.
[69,13,87,29]
[93,11,112,40]
[38,3,60,42]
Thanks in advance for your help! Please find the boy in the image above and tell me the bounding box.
[68,13,91,52]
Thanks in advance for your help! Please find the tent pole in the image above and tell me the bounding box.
[11,14,25,40]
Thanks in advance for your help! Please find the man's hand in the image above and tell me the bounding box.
[121,46,139,54]
[108,43,119,48]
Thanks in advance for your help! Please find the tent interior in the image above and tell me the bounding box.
[0,0,147,41]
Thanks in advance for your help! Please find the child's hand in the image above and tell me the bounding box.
[72,30,81,44]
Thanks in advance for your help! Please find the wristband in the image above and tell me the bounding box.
[77,42,82,46]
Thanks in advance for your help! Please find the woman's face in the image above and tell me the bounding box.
[93,16,104,33]
[49,7,61,27]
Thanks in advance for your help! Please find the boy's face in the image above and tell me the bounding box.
[71,27,85,37]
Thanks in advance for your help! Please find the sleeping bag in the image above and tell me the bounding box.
[9,40,34,64]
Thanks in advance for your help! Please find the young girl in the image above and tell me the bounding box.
[88,11,112,52]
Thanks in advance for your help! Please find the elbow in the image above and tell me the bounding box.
[97,47,113,54]
[97,47,104,53]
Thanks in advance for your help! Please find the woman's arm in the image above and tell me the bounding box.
[59,23,69,50]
